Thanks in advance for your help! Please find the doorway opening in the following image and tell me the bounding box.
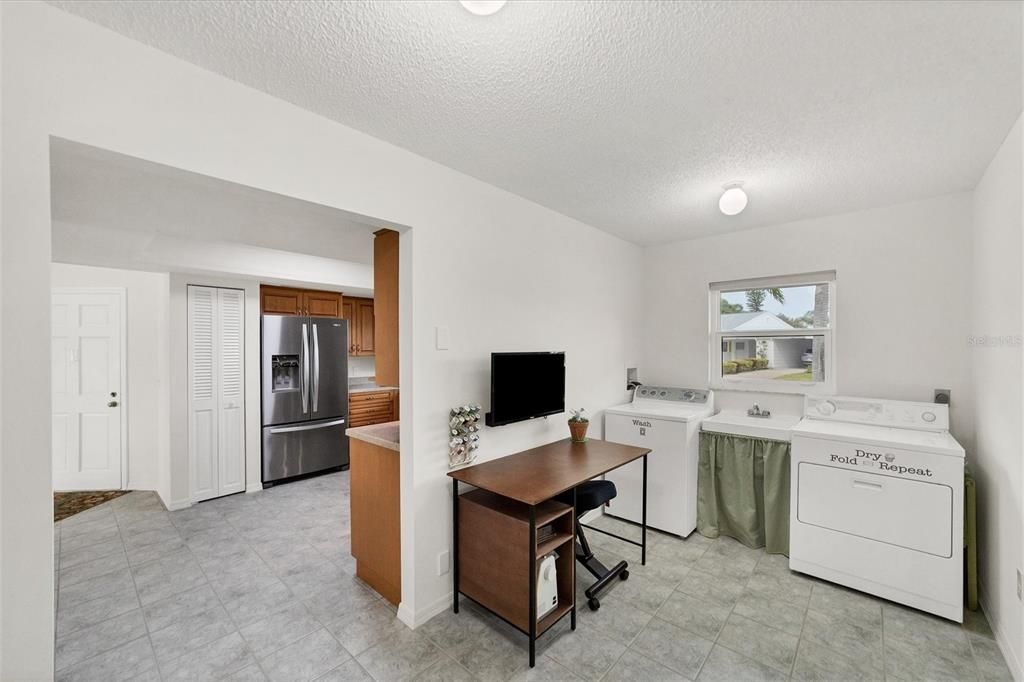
[49,138,413,679]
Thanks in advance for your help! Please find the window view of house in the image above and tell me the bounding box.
[715,281,831,385]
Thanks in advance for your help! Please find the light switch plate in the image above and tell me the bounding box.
[438,550,450,576]
[435,326,450,351]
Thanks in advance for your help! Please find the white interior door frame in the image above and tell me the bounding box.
[52,286,128,490]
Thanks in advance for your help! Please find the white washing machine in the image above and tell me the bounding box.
[604,387,713,537]
[790,396,965,622]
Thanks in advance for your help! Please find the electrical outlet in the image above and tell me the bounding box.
[1017,569,1022,600]
[934,389,951,405]
[438,550,450,576]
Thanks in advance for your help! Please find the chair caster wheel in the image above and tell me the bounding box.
[619,569,629,580]
[587,597,600,611]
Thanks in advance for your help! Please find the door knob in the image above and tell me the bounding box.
[108,400,119,407]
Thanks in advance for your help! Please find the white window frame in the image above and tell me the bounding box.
[709,271,836,395]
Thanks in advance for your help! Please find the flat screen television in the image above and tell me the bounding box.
[485,352,566,427]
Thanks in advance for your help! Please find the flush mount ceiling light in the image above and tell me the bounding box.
[718,182,748,216]
[459,0,507,15]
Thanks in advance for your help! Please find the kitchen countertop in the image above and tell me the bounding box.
[348,383,399,394]
[347,421,400,451]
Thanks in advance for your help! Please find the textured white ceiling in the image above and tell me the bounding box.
[49,0,1022,245]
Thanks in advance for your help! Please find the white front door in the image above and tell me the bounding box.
[52,290,125,491]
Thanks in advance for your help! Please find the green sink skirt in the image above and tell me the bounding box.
[697,431,791,555]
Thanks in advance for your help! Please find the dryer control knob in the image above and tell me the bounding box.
[921,411,937,423]
[817,400,837,416]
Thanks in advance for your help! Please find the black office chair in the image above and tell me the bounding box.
[557,480,629,611]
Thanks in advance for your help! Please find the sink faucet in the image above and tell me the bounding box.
[747,403,771,418]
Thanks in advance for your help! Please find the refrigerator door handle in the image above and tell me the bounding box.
[301,322,310,414]
[268,418,346,434]
[312,323,321,413]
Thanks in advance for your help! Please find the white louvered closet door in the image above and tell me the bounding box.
[188,286,246,502]
[216,288,246,496]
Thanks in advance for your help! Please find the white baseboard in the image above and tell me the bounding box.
[398,592,453,629]
[979,581,1023,681]
[154,486,191,511]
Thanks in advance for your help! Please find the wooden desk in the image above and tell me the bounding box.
[448,438,651,667]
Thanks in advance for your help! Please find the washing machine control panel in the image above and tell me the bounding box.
[632,386,710,404]
[804,396,949,431]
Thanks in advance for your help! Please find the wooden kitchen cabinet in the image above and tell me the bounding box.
[304,290,344,318]
[355,299,375,355]
[349,427,400,605]
[348,389,397,428]
[260,285,343,318]
[342,296,375,356]
[342,299,356,328]
[261,286,304,315]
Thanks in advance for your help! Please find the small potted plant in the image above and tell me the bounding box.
[568,408,589,443]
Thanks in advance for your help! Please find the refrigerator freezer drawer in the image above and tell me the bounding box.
[262,417,349,483]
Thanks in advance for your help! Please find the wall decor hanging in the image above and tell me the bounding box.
[449,404,482,468]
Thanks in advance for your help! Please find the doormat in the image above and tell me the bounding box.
[54,491,130,523]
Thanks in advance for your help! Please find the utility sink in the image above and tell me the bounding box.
[701,411,802,442]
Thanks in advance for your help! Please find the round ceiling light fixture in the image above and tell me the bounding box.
[459,0,507,15]
[718,182,748,216]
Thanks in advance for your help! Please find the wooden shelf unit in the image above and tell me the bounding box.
[536,532,573,559]
[456,489,575,636]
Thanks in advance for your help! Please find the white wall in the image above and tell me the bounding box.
[50,263,171,493]
[349,356,376,379]
[0,5,6,671]
[643,193,976,446]
[52,220,375,297]
[0,3,643,675]
[2,6,57,675]
[970,115,1023,680]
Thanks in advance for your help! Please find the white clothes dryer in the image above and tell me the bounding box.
[790,396,965,621]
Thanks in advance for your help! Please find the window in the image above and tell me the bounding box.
[710,271,835,394]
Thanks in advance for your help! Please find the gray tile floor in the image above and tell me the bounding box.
[55,473,1013,681]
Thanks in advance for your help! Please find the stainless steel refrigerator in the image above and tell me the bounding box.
[261,314,349,484]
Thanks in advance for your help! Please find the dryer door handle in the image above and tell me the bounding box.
[852,479,883,492]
